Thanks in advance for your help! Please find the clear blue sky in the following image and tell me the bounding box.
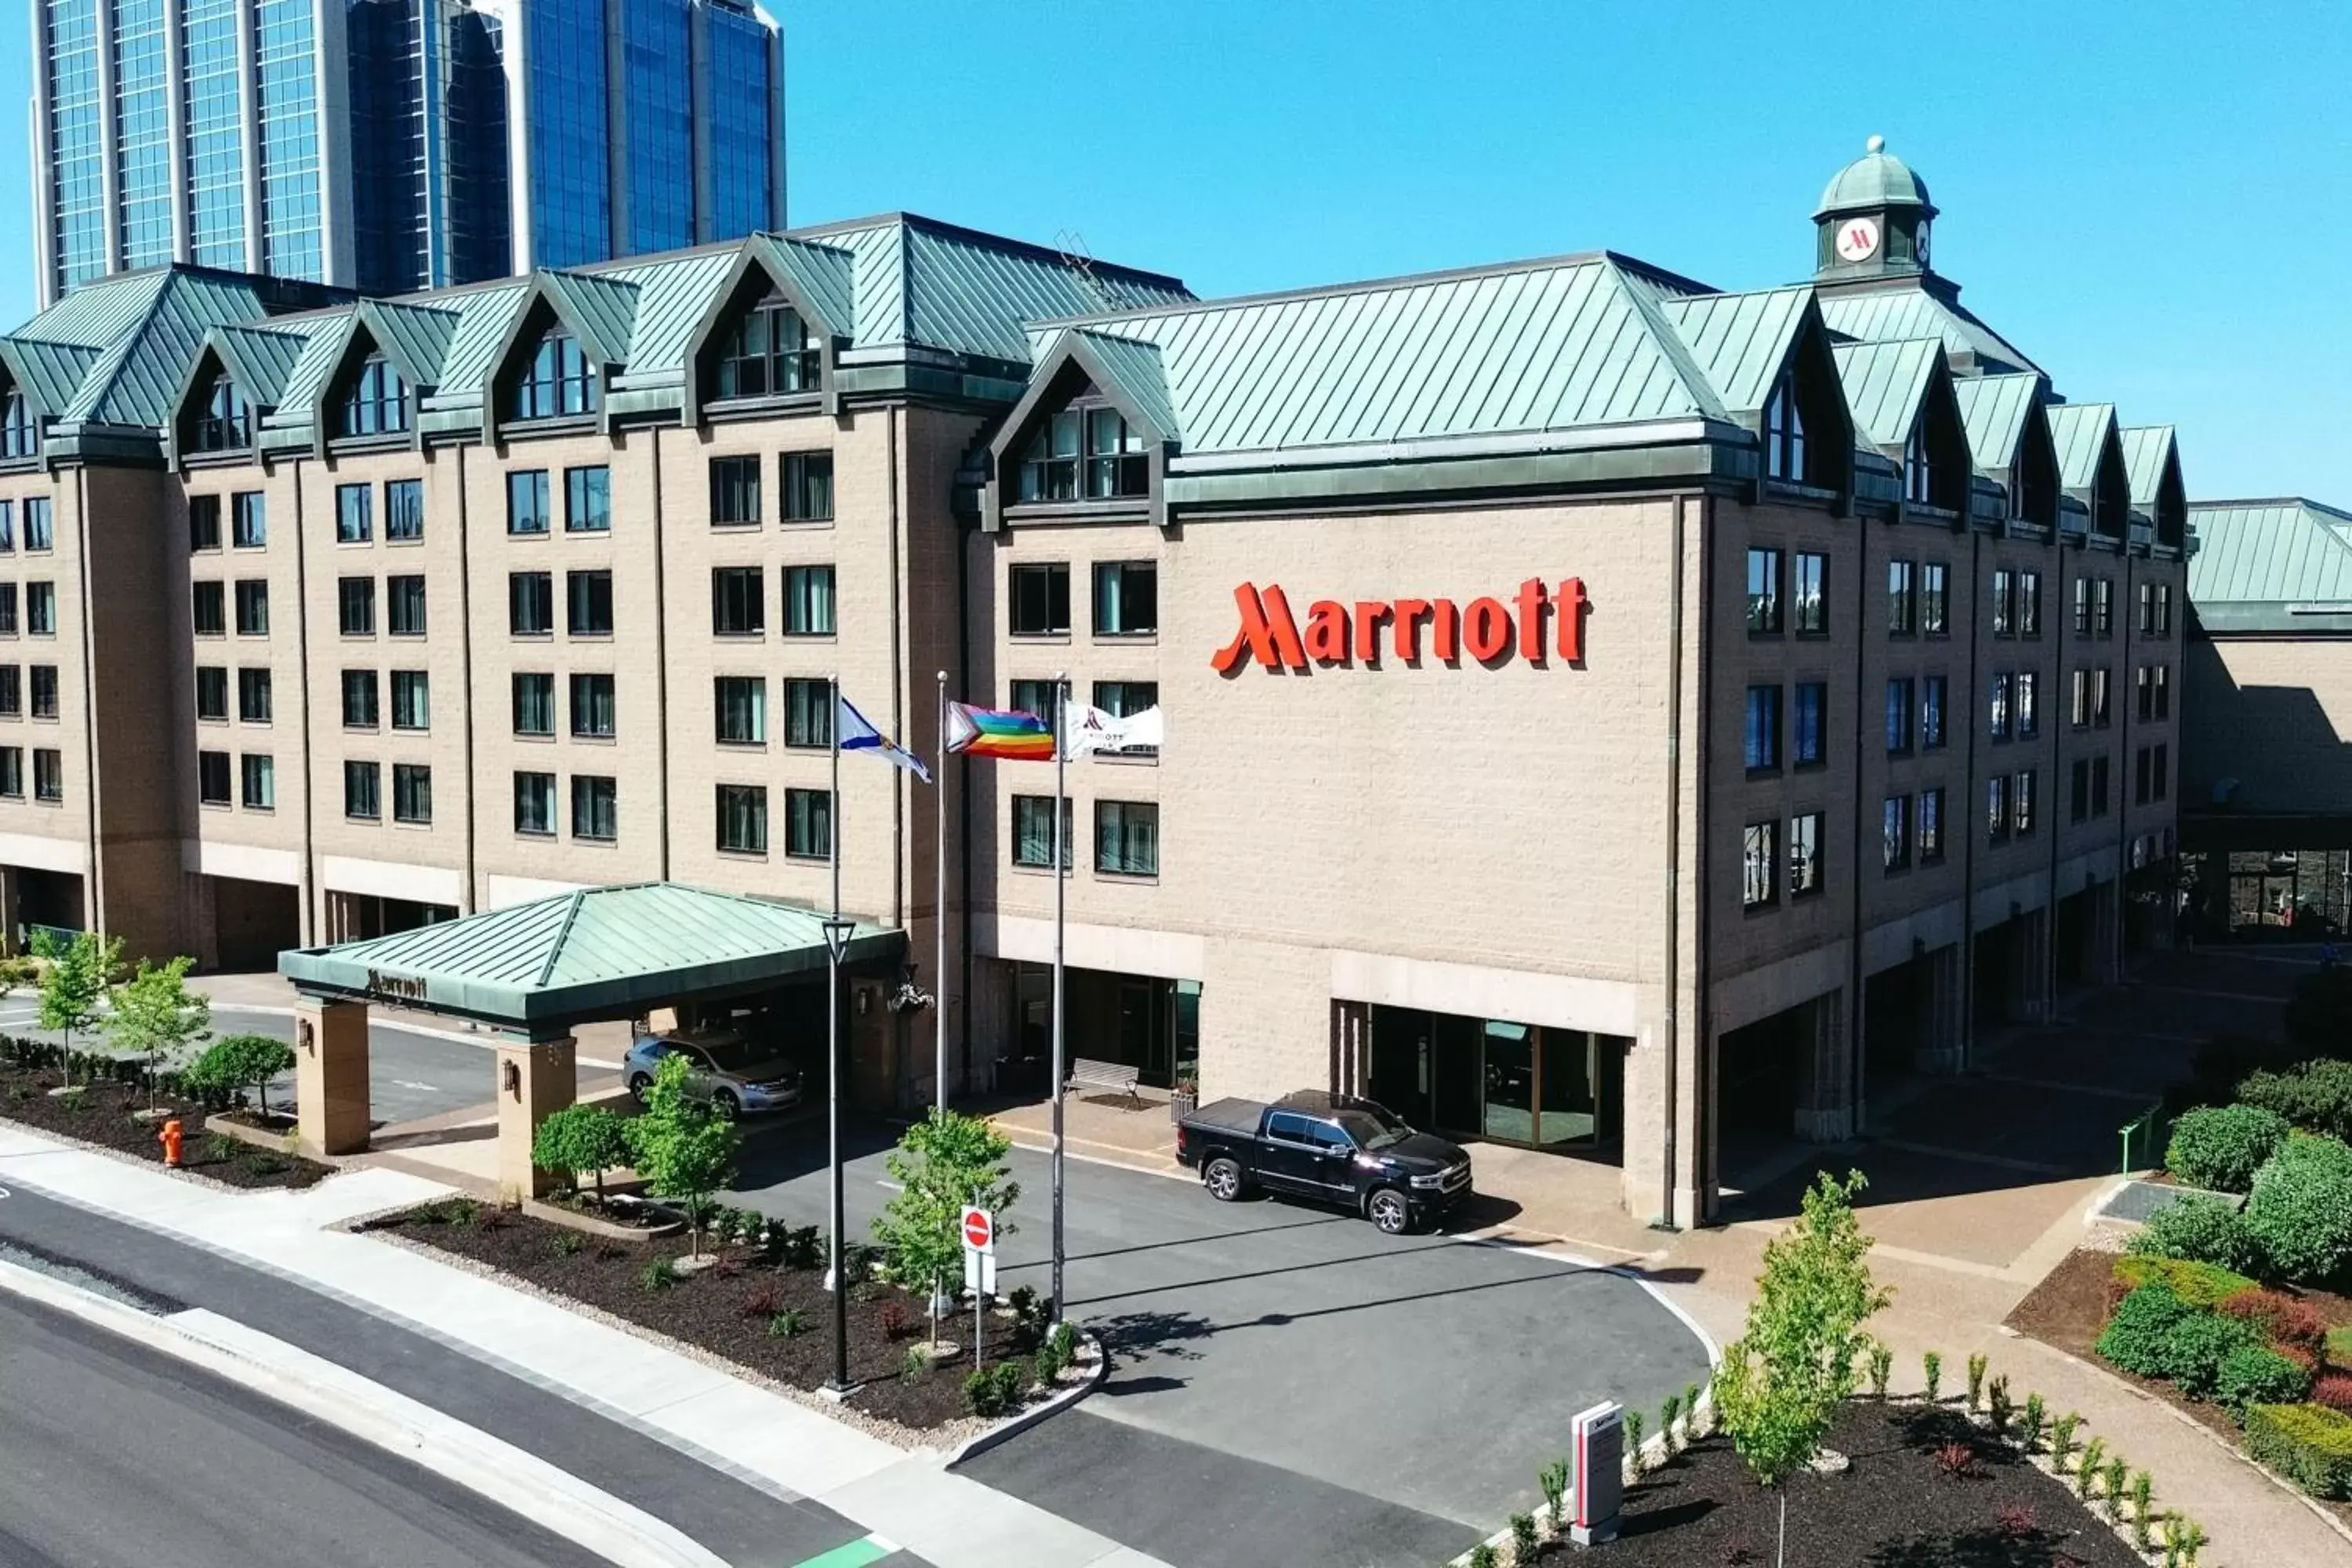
[2,0,2346,500]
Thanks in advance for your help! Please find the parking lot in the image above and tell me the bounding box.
[730,1120,1712,1568]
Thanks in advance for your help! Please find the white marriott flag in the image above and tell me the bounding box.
[1062,704,1164,760]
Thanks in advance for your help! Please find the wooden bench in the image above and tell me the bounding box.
[1068,1057,1144,1105]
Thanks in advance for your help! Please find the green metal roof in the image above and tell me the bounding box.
[2046,401,2118,492]
[1951,372,2042,473]
[209,325,309,405]
[360,299,463,390]
[2119,425,2179,510]
[1653,286,1813,416]
[278,881,903,1036]
[1831,336,1942,448]
[1067,329,1180,442]
[540,270,641,365]
[0,339,101,416]
[1814,136,1934,218]
[2187,498,2352,608]
[1818,281,2037,375]
[618,248,746,376]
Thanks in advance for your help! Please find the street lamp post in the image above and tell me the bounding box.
[820,911,857,1398]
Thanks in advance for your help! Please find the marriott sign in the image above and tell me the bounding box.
[1211,578,1588,673]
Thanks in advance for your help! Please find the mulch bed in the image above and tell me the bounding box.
[372,1201,1041,1431]
[0,1058,327,1190]
[1570,1403,2141,1567]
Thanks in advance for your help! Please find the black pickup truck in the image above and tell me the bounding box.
[1174,1091,1473,1234]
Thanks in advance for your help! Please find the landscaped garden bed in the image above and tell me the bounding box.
[0,1051,328,1189]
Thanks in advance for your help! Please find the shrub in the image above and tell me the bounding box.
[2240,1058,2352,1142]
[740,1286,782,1319]
[1934,1440,1976,1479]
[768,1308,808,1338]
[781,1225,821,1270]
[2131,1471,2154,1548]
[2097,1283,2192,1377]
[639,1258,678,1292]
[990,1360,1025,1410]
[2244,1402,2352,1498]
[1683,1380,1704,1436]
[532,1103,633,1201]
[2219,1343,2313,1413]
[1987,1374,2013,1436]
[2075,1436,2105,1497]
[1661,1392,1682,1444]
[1624,1408,1643,1465]
[1994,1501,2037,1539]
[2217,1287,2328,1354]
[900,1345,927,1385]
[626,1055,739,1261]
[1922,1349,1942,1403]
[1867,1340,1893,1399]
[2165,1104,2292,1192]
[2051,1411,2082,1469]
[2111,1253,2258,1308]
[1048,1321,1078,1364]
[880,1301,910,1339]
[1510,1513,1537,1560]
[2020,1392,2048,1453]
[2131,1194,2263,1274]
[2312,1373,2352,1411]
[1537,1457,1567,1521]
[2103,1452,2129,1517]
[1467,1547,1497,1568]
[2167,1312,2263,1399]
[1965,1352,1987,1411]
[1033,1343,1064,1385]
[183,1033,296,1116]
[962,1367,1007,1418]
[552,1229,584,1257]
[2245,1133,2352,1283]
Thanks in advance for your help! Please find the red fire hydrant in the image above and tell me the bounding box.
[158,1118,183,1167]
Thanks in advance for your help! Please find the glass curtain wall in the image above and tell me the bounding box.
[524,0,610,268]
[112,0,173,269]
[349,0,429,294]
[254,0,325,279]
[181,0,246,267]
[702,1,772,241]
[45,0,107,292]
[622,0,692,252]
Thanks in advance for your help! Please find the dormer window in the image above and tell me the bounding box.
[1020,408,1080,502]
[1904,426,1933,503]
[1,391,35,459]
[713,292,818,398]
[1084,408,1148,499]
[194,371,250,451]
[507,325,597,420]
[1764,376,1809,483]
[1019,401,1149,504]
[340,352,409,437]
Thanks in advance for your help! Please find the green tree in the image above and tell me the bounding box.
[624,1054,738,1258]
[871,1108,1022,1349]
[103,956,211,1111]
[184,1033,296,1117]
[38,930,122,1091]
[1713,1169,1892,1568]
[532,1102,633,1203]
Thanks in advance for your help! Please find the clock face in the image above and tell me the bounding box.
[1835,216,1882,263]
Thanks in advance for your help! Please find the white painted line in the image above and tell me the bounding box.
[0,1257,729,1568]
[390,1081,440,1094]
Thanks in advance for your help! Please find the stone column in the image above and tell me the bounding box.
[1329,1000,1370,1098]
[1917,944,1967,1075]
[1794,990,1854,1143]
[294,998,372,1160]
[495,1036,576,1204]
[2009,911,2054,1025]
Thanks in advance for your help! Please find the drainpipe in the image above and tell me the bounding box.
[1847,497,1873,1142]
[1658,492,1685,1230]
[72,467,103,938]
[456,442,478,913]
[888,405,905,931]
[956,467,976,1098]
[649,427,670,880]
[2046,529,2070,1014]
[1956,524,1983,1071]
[290,456,316,946]
[2114,546,2135,978]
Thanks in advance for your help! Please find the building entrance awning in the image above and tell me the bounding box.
[278,881,904,1040]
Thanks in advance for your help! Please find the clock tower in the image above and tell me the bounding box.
[1813,136,1936,280]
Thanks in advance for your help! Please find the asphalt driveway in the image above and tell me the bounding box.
[728,1121,1712,1568]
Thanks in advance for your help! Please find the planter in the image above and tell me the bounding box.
[203,1111,299,1153]
[521,1195,684,1242]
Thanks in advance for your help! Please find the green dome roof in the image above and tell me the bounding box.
[1813,136,1935,219]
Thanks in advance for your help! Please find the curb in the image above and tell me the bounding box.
[0,1255,732,1568]
[992,1127,1187,1181]
[941,1329,1109,1468]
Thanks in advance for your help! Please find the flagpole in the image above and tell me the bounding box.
[1051,670,1068,1330]
[824,673,851,1395]
[935,670,949,1116]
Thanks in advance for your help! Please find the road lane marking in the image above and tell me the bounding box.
[390,1081,440,1094]
[788,1537,898,1568]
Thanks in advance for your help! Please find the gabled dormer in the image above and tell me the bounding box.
[1831,337,1969,518]
[984,328,1176,531]
[1951,373,2060,528]
[682,236,851,423]
[2047,402,2129,543]
[1655,286,1854,506]
[481,272,636,441]
[169,325,308,466]
[2120,425,2187,552]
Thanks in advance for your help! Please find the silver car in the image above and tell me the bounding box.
[622,1029,804,1119]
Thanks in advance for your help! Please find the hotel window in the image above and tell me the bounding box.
[194,666,227,721]
[782,452,834,522]
[1743,684,1781,772]
[783,565,835,635]
[234,580,268,635]
[710,456,760,526]
[1014,795,1073,869]
[2093,755,2111,817]
[2073,576,2090,635]
[1741,821,1778,908]
[0,501,10,550]
[342,670,379,728]
[1883,794,1911,870]
[1084,407,1150,499]
[1010,679,1059,734]
[2014,771,2036,836]
[2094,578,2114,638]
[2016,670,2039,737]
[572,775,618,841]
[341,354,408,436]
[514,771,557,836]
[713,292,818,397]
[567,570,613,636]
[2092,667,2111,727]
[716,784,768,854]
[565,466,609,533]
[1991,568,2014,636]
[513,673,555,736]
[1918,787,1944,864]
[1788,811,1823,898]
[231,492,266,549]
[1921,562,1949,634]
[25,583,53,635]
[1988,673,2012,741]
[24,498,50,551]
[1019,409,1081,502]
[2071,670,2092,728]
[336,484,372,543]
[2135,747,2152,805]
[1887,561,1917,635]
[1094,562,1158,637]
[783,678,830,748]
[2147,584,2173,637]
[711,568,764,636]
[1885,678,1915,754]
[1762,376,1807,482]
[236,667,271,723]
[29,666,56,720]
[1097,800,1160,877]
[2137,664,2169,721]
[194,581,227,636]
[387,575,426,636]
[784,787,832,860]
[2153,743,2169,801]
[1094,681,1160,755]
[1010,563,1071,636]
[2135,744,2170,806]
[0,584,15,633]
[238,752,272,809]
[569,673,616,739]
[1904,426,1935,504]
[507,325,597,420]
[1791,682,1827,768]
[1745,548,1783,634]
[188,495,220,551]
[393,763,432,825]
[510,571,553,635]
[2,391,36,457]
[339,577,376,636]
[715,677,766,744]
[1792,551,1828,635]
[2070,759,2089,822]
[390,671,429,731]
[2018,571,2042,637]
[1987,775,2010,843]
[344,760,380,821]
[32,747,60,802]
[0,746,20,797]
[198,750,230,806]
[0,666,20,716]
[507,470,552,535]
[1920,675,1947,750]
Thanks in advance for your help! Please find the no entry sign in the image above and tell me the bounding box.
[961,1206,994,1254]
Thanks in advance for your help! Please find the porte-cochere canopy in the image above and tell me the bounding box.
[279,881,903,1039]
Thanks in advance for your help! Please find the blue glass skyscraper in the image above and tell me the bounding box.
[28,0,787,305]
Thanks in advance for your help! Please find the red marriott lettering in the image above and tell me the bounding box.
[1212,577,1588,673]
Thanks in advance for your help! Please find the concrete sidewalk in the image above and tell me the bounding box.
[0,1124,1167,1568]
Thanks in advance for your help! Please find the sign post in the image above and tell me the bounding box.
[1568,1400,1624,1547]
[961,1203,996,1367]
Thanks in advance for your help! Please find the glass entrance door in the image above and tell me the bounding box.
[1536,1029,1597,1145]
[1481,1021,1535,1142]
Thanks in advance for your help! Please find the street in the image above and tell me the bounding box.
[0,1290,609,1568]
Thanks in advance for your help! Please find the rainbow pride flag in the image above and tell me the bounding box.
[946,701,1054,761]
